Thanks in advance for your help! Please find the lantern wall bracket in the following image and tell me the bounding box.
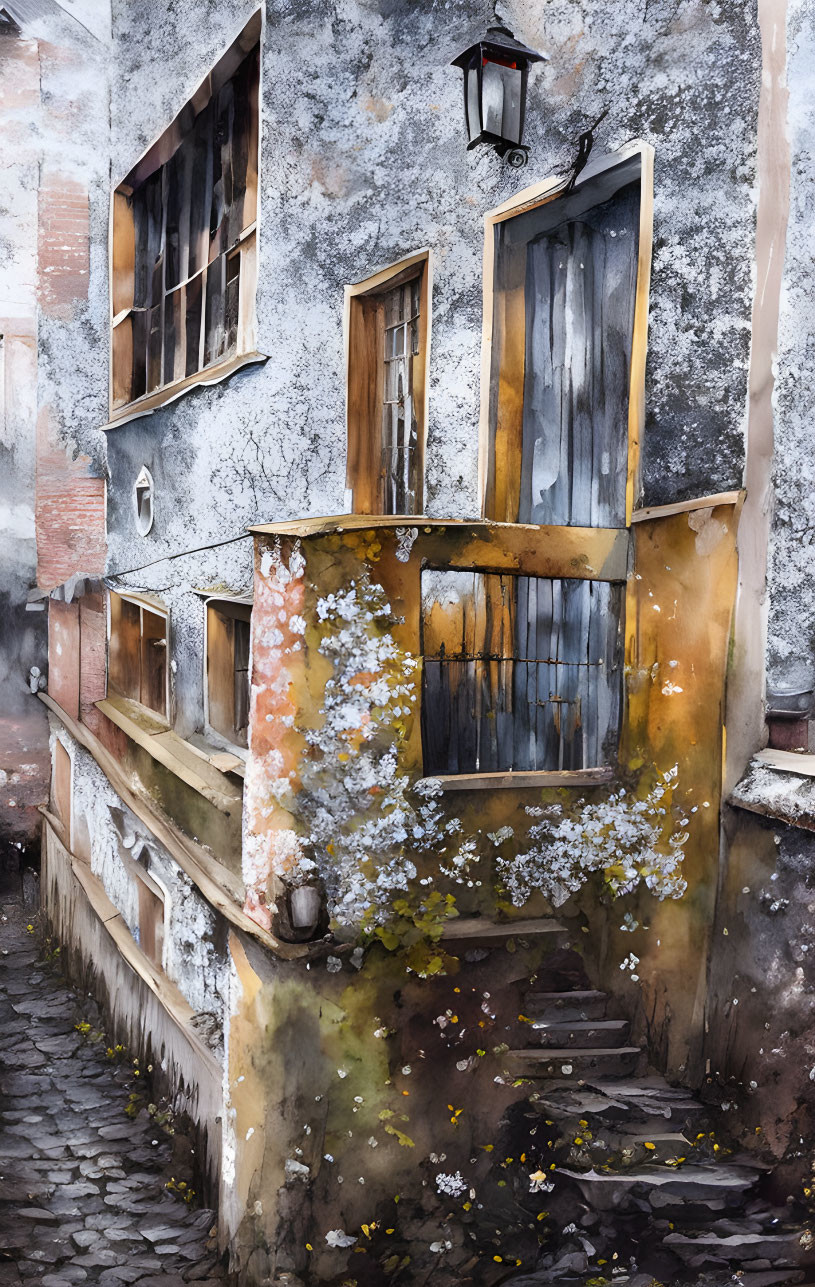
[495,142,529,169]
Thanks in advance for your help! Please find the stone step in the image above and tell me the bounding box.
[516,1278,809,1287]
[441,917,566,946]
[506,1046,641,1078]
[556,1161,759,1212]
[597,1128,691,1163]
[663,1228,813,1264]
[531,1075,694,1108]
[531,1018,630,1048]
[524,989,608,1021]
[738,1274,808,1287]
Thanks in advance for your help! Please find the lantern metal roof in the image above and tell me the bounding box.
[451,24,548,70]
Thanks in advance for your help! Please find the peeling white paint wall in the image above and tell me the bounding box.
[66,734,228,1022]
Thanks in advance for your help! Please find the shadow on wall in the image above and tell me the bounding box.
[0,584,49,871]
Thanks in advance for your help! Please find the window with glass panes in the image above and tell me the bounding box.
[110,16,259,417]
[346,255,429,515]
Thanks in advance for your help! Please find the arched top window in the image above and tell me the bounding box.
[133,466,154,536]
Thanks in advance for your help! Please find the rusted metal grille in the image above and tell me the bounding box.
[420,570,623,775]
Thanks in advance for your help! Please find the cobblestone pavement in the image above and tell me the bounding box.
[0,895,230,1287]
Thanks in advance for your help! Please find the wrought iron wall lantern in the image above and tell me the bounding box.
[452,24,547,168]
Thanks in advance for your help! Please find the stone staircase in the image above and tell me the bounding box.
[494,954,815,1285]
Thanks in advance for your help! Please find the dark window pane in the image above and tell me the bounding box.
[130,309,148,401]
[184,273,203,377]
[132,170,163,310]
[225,253,240,352]
[233,617,250,742]
[204,254,227,367]
[108,595,141,702]
[163,286,181,385]
[146,303,163,393]
[140,608,167,718]
[165,146,192,289]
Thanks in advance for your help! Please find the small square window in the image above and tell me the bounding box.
[135,870,165,968]
[108,593,168,720]
[206,600,251,748]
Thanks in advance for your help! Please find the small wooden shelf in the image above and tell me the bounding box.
[423,766,614,792]
[441,917,565,942]
[96,696,243,815]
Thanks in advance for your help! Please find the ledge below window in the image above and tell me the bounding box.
[422,766,615,792]
[96,696,243,815]
[729,752,815,833]
[102,350,269,432]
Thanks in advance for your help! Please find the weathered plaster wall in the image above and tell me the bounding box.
[0,7,109,861]
[765,0,815,696]
[222,925,589,1284]
[705,0,815,1205]
[244,510,738,1082]
[707,802,815,1200]
[104,0,760,597]
[40,817,224,1194]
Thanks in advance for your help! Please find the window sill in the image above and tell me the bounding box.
[102,349,269,431]
[422,766,615,792]
[187,731,246,779]
[96,696,243,815]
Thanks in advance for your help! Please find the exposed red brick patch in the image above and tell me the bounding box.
[38,175,89,320]
[767,716,809,751]
[36,406,105,591]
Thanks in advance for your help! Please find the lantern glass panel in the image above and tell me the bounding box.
[465,60,481,143]
[482,56,523,144]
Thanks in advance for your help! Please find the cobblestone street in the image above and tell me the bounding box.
[0,895,229,1287]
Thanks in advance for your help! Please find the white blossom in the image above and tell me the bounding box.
[435,1171,467,1197]
[325,1229,357,1248]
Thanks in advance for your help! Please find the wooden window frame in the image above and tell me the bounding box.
[52,738,72,846]
[344,250,431,515]
[129,852,167,970]
[204,596,252,752]
[478,139,654,528]
[107,590,170,723]
[107,11,262,429]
